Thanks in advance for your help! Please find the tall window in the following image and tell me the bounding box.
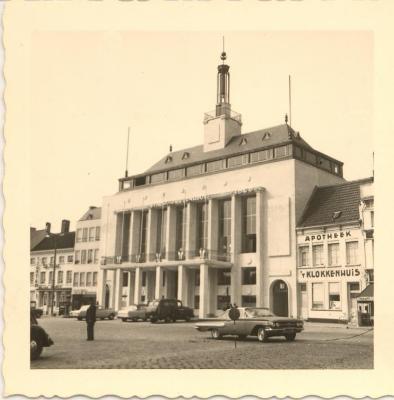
[86,272,92,286]
[218,199,231,258]
[89,227,95,241]
[57,271,63,284]
[67,255,73,263]
[241,196,256,253]
[139,210,148,257]
[95,227,101,241]
[94,249,99,264]
[73,272,79,287]
[156,208,167,255]
[76,229,82,242]
[93,272,98,286]
[82,228,88,242]
[30,272,34,285]
[175,205,187,253]
[196,203,208,252]
[217,269,231,285]
[75,251,80,264]
[30,257,35,265]
[312,244,324,266]
[328,243,340,266]
[87,249,93,264]
[242,295,256,307]
[142,271,147,287]
[80,272,85,286]
[242,267,256,285]
[312,283,324,309]
[40,272,46,284]
[59,256,65,264]
[81,250,87,264]
[122,272,128,287]
[41,257,47,266]
[329,282,341,310]
[66,271,72,284]
[49,271,53,285]
[195,270,200,286]
[299,246,309,267]
[346,241,359,265]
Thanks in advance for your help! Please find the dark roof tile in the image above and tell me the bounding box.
[31,232,75,251]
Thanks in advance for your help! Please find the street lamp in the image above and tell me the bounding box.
[46,231,61,316]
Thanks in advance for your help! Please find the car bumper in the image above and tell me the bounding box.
[265,327,303,335]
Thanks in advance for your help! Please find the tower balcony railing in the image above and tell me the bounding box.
[101,249,232,266]
[203,109,242,124]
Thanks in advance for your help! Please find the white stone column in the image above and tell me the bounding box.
[128,271,135,305]
[178,265,189,305]
[155,266,163,299]
[97,268,107,307]
[134,267,142,304]
[230,194,242,306]
[114,268,123,311]
[199,263,210,318]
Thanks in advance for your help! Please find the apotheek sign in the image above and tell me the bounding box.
[299,267,361,281]
[303,230,352,242]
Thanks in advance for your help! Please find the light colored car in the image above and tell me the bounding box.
[117,304,148,322]
[196,307,304,342]
[77,305,116,321]
[69,308,82,318]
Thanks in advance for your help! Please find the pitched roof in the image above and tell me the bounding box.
[298,178,373,228]
[79,207,101,221]
[30,228,47,250]
[145,124,318,174]
[31,231,76,252]
[357,283,374,299]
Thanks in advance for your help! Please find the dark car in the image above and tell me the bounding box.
[30,310,54,360]
[146,299,194,323]
[196,307,304,342]
[31,307,43,319]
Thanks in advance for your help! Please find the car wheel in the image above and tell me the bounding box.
[211,329,222,340]
[108,314,114,320]
[121,318,127,322]
[185,316,191,322]
[150,317,157,323]
[285,333,296,341]
[30,338,43,361]
[257,327,268,342]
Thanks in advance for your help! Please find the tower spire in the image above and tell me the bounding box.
[216,38,230,117]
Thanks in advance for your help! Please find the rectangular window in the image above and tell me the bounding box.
[299,246,309,267]
[95,227,101,241]
[300,283,307,292]
[50,256,54,266]
[241,196,256,253]
[186,163,204,177]
[175,205,187,254]
[242,267,256,285]
[349,282,360,292]
[196,202,208,253]
[329,282,341,310]
[370,211,374,228]
[142,271,147,287]
[218,199,232,259]
[57,270,63,284]
[250,148,273,163]
[346,241,359,265]
[30,272,34,285]
[151,172,166,184]
[94,249,99,264]
[41,257,47,266]
[122,272,128,287]
[242,295,256,307]
[195,270,200,286]
[162,271,166,287]
[89,227,95,241]
[93,272,98,286]
[73,272,79,287]
[304,151,317,164]
[156,208,167,256]
[194,295,200,309]
[40,272,46,284]
[80,272,85,286]
[312,244,324,266]
[217,269,231,285]
[86,272,92,286]
[76,229,82,242]
[206,159,226,173]
[318,157,331,171]
[87,249,93,264]
[312,283,324,309]
[328,243,340,266]
[66,271,72,284]
[30,258,35,265]
[168,168,185,180]
[139,210,148,258]
[274,145,290,158]
[82,228,88,242]
[227,154,249,168]
[75,251,80,264]
[59,256,65,264]
[49,271,53,285]
[217,295,231,310]
[67,255,73,263]
[81,250,87,264]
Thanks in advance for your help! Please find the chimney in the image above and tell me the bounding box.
[45,222,51,234]
[61,219,70,234]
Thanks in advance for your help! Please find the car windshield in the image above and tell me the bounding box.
[80,305,90,311]
[148,301,159,307]
[245,308,275,318]
[124,305,137,311]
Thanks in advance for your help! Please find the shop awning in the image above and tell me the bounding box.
[357,284,374,302]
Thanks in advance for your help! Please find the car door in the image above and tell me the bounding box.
[217,310,234,335]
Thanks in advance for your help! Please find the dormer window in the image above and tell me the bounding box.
[182,152,190,160]
[165,156,172,164]
[239,137,247,146]
[262,132,271,141]
[332,211,342,220]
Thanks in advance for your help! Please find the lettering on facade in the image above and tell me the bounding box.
[299,267,360,280]
[304,231,352,242]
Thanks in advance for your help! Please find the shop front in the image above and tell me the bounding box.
[71,288,96,310]
[357,283,374,326]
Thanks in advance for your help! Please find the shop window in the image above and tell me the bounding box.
[312,283,324,309]
[346,241,359,265]
[217,269,231,285]
[242,267,256,285]
[93,272,98,286]
[328,243,340,266]
[312,244,324,266]
[329,282,341,310]
[299,246,309,267]
[241,196,256,253]
[194,295,200,309]
[217,295,231,310]
[242,295,256,307]
[122,272,129,287]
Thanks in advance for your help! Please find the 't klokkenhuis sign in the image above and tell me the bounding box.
[298,267,361,282]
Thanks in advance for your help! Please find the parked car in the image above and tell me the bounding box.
[117,304,148,322]
[30,310,54,360]
[145,298,194,323]
[30,307,43,319]
[77,305,116,321]
[195,307,304,342]
[69,308,82,318]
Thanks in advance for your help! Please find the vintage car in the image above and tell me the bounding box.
[117,304,148,322]
[195,307,304,342]
[146,298,194,323]
[69,308,82,318]
[30,310,54,360]
[77,305,116,321]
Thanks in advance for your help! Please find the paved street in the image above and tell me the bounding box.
[31,317,373,369]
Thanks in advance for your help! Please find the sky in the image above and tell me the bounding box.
[30,31,373,232]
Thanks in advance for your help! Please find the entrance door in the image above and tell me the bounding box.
[273,280,289,317]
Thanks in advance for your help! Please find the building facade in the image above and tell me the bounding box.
[30,221,75,315]
[296,178,374,323]
[97,51,346,318]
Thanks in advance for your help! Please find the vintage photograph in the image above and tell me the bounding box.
[27,31,374,370]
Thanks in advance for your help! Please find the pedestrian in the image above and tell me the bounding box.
[86,300,96,341]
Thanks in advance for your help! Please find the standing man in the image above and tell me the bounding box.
[86,300,97,341]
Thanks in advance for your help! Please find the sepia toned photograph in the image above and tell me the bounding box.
[27,31,374,370]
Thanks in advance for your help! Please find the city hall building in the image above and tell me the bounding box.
[97,51,345,318]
